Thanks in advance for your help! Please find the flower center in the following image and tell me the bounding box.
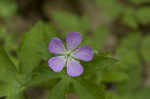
[64,51,73,67]
[65,50,72,58]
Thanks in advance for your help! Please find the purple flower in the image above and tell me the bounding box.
[48,32,94,77]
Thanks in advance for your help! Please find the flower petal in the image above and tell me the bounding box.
[67,58,83,77]
[49,37,66,54]
[72,46,94,61]
[66,32,82,50]
[48,56,66,72]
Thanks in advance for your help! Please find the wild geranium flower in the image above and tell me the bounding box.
[48,32,94,77]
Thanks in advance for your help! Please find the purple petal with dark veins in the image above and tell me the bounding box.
[48,56,66,72]
[67,58,83,77]
[49,37,66,54]
[66,32,82,50]
[72,46,94,61]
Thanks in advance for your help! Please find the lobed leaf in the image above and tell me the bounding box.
[72,79,105,99]
[48,77,70,99]
[0,44,18,82]
[28,69,64,87]
[18,22,56,80]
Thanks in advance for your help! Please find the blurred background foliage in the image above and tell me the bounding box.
[0,0,150,99]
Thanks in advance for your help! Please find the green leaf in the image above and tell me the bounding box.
[116,33,142,95]
[0,45,23,97]
[0,80,23,97]
[116,33,141,65]
[0,25,7,38]
[85,54,118,74]
[101,72,128,82]
[0,81,11,97]
[96,0,124,18]
[121,88,150,99]
[84,24,109,50]
[72,79,105,99]
[106,91,122,99]
[52,11,90,34]
[0,44,17,82]
[6,92,25,99]
[28,69,64,87]
[35,22,57,61]
[141,35,150,64]
[19,22,55,79]
[122,8,138,29]
[0,25,19,69]
[72,80,95,99]
[133,88,150,99]
[48,77,70,99]
[82,53,118,85]
[0,0,17,19]
[136,7,150,24]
